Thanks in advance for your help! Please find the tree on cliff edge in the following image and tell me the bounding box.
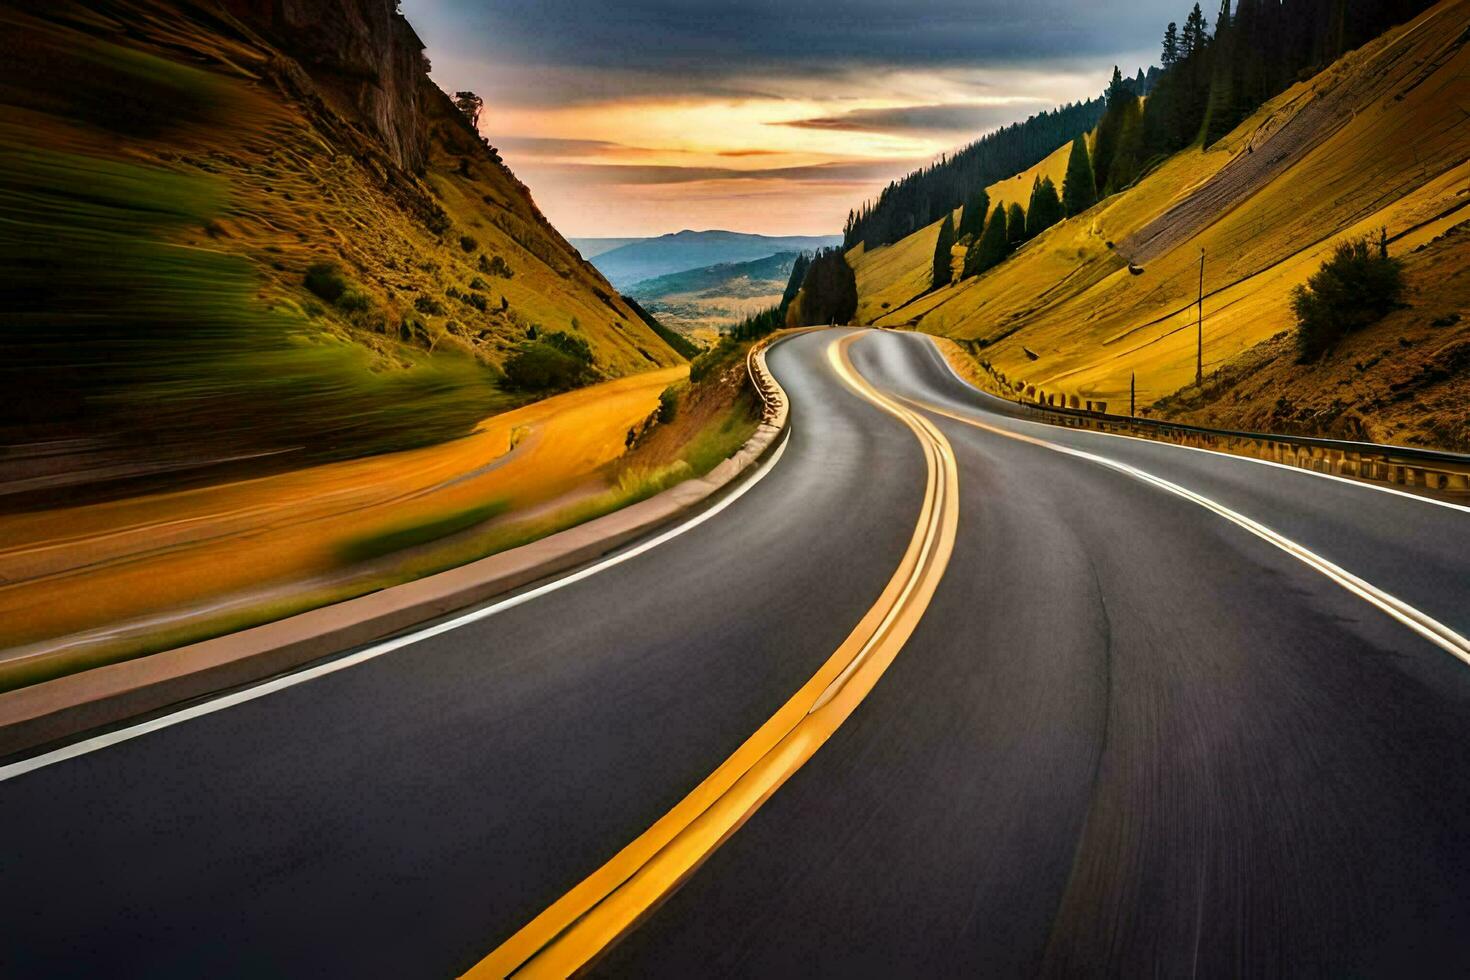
[454,91,484,130]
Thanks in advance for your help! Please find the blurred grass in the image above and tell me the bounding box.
[0,21,507,496]
[0,390,751,693]
[0,140,500,468]
[339,500,509,564]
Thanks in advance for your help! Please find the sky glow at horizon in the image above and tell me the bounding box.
[402,0,1181,237]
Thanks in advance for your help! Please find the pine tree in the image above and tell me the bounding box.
[1025,176,1045,237]
[779,252,809,315]
[1182,3,1208,59]
[958,189,989,242]
[1091,66,1129,196]
[931,213,955,290]
[1162,21,1180,67]
[1201,0,1236,145]
[964,203,1010,278]
[1026,176,1063,237]
[1007,202,1027,247]
[1061,137,1097,216]
[787,247,856,327]
[1106,95,1144,192]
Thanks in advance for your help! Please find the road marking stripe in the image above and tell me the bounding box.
[0,431,793,784]
[927,338,1470,515]
[909,396,1470,666]
[468,332,960,978]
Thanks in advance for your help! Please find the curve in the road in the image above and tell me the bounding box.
[472,333,960,978]
[0,411,793,786]
[907,395,1470,666]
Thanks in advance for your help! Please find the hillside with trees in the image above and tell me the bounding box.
[842,97,1109,250]
[847,0,1470,450]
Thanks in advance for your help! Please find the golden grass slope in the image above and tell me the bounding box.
[855,0,1470,445]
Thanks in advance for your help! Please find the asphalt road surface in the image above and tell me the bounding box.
[4,329,1469,977]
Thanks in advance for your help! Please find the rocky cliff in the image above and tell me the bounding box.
[219,0,428,171]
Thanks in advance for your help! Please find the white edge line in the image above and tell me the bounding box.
[919,398,1470,666]
[926,337,1470,516]
[0,430,792,783]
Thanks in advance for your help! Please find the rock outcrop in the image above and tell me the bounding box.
[219,0,428,171]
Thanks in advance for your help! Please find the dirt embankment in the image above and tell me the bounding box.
[1155,223,1470,450]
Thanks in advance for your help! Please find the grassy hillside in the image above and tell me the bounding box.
[628,252,801,335]
[0,0,680,504]
[853,0,1470,449]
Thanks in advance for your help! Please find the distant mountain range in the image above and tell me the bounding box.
[577,230,840,289]
[626,251,802,335]
[627,251,799,302]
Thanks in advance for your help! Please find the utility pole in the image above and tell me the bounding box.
[1130,371,1136,417]
[1196,247,1205,387]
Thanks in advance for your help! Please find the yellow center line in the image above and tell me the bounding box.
[466,332,960,978]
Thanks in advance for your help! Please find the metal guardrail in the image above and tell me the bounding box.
[1010,396,1470,497]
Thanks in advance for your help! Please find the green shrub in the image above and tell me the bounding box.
[468,276,489,291]
[414,294,446,316]
[658,384,681,424]
[689,338,738,383]
[304,261,347,302]
[1292,233,1404,361]
[336,287,371,313]
[503,341,596,391]
[459,234,478,253]
[480,254,514,278]
[541,330,593,365]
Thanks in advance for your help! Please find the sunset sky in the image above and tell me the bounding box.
[402,0,1182,238]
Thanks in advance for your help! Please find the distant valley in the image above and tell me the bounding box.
[626,252,802,337]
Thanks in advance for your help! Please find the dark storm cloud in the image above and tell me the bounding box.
[404,0,1180,106]
[781,101,1048,135]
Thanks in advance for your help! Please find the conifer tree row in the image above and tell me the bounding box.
[842,0,1432,274]
[843,98,1105,250]
[1116,0,1435,196]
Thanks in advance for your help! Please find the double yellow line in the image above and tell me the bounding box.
[468,332,959,978]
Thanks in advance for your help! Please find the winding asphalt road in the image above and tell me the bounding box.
[4,329,1470,977]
